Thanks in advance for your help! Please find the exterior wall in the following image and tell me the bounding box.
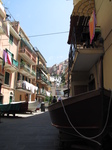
[89,61,101,90]
[15,90,36,102]
[15,91,25,102]
[1,87,11,103]
[103,46,112,90]
[2,33,18,88]
[95,0,112,90]
[70,71,89,96]
[0,24,19,103]
[70,60,101,96]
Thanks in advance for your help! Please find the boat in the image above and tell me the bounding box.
[0,101,28,116]
[48,88,112,146]
[28,100,40,112]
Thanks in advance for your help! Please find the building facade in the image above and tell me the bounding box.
[0,2,50,104]
[68,0,112,96]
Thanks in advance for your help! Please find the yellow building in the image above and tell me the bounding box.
[68,0,112,96]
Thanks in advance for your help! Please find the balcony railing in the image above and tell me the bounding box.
[19,48,36,65]
[19,62,36,79]
[12,59,19,68]
[69,27,104,71]
[31,69,36,76]
[37,64,48,73]
[37,73,49,85]
[20,63,30,73]
[37,88,47,97]
[4,58,19,72]
[16,80,38,94]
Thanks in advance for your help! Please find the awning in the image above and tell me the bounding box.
[68,0,95,44]
[72,0,95,17]
[41,69,48,78]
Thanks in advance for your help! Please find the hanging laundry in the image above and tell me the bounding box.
[7,52,12,65]
[7,22,10,36]
[89,10,96,44]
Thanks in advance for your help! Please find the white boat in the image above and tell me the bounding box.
[28,100,39,112]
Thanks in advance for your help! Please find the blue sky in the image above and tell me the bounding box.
[2,0,73,67]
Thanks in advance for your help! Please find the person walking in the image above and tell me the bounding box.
[57,96,62,102]
[52,96,57,103]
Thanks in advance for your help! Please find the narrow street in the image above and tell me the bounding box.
[0,110,60,150]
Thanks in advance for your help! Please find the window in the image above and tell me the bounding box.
[4,72,10,85]
[20,95,21,101]
[22,75,24,80]
[17,73,22,80]
[9,34,13,45]
[25,77,27,81]
[17,73,20,80]
[38,56,39,65]
[42,87,44,93]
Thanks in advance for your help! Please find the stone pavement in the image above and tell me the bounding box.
[0,110,61,150]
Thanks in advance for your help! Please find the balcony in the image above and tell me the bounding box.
[37,88,47,98]
[0,50,19,73]
[0,3,6,18]
[5,58,19,72]
[31,69,36,78]
[37,64,48,74]
[19,48,36,65]
[68,26,104,72]
[19,62,36,79]
[16,80,38,94]
[36,73,48,85]
[69,44,104,72]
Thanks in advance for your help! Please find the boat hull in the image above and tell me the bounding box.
[28,100,39,112]
[0,101,28,115]
[48,89,112,138]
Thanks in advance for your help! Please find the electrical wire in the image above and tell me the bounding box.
[28,31,69,38]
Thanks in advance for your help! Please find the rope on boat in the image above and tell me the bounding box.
[60,90,112,146]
